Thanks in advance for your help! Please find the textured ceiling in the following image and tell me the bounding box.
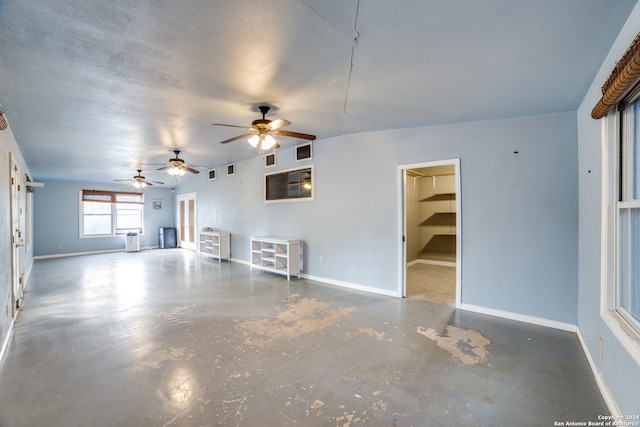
[0,0,636,185]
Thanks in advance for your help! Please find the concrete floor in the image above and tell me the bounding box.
[0,249,608,426]
[406,263,456,304]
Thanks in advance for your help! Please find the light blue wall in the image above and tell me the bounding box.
[33,181,174,256]
[176,111,579,324]
[577,2,640,414]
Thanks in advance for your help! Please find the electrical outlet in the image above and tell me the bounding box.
[598,337,603,358]
[319,256,324,264]
[56,244,62,250]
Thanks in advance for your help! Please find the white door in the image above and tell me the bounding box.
[177,193,197,250]
[10,154,23,313]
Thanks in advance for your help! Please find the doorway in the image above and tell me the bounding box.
[10,154,23,313]
[399,159,461,306]
[176,193,197,250]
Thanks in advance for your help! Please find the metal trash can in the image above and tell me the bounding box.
[125,231,140,252]
[158,227,177,249]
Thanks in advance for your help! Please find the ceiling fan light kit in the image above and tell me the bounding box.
[157,149,201,176]
[213,105,316,152]
[167,166,186,176]
[115,169,165,189]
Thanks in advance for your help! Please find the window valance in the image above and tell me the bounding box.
[592,32,640,119]
[82,189,144,205]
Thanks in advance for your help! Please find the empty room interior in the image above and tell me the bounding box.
[1,1,640,425]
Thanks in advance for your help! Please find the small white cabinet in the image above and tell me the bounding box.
[250,237,301,280]
[199,231,230,262]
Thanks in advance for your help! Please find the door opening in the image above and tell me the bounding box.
[399,159,461,306]
[10,154,23,313]
[177,193,197,250]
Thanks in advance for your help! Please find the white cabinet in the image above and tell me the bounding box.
[199,231,230,262]
[250,237,301,280]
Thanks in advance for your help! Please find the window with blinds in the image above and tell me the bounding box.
[80,190,144,237]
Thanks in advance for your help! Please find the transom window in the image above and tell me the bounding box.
[80,190,144,237]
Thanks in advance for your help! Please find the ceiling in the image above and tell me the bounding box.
[0,0,636,186]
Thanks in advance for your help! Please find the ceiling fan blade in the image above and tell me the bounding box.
[157,165,170,171]
[220,132,255,144]
[150,180,165,185]
[212,123,251,129]
[113,179,131,182]
[185,166,200,174]
[145,182,154,186]
[268,118,291,131]
[274,130,316,140]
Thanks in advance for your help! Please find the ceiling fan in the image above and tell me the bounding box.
[158,149,201,176]
[114,170,164,188]
[212,105,316,150]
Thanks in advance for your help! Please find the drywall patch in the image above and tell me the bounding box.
[417,325,491,365]
[236,296,354,348]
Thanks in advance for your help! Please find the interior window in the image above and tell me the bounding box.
[265,167,313,202]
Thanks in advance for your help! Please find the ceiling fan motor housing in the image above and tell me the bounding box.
[252,118,272,131]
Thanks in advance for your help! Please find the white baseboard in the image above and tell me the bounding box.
[576,327,621,417]
[34,248,128,260]
[459,303,577,332]
[300,273,400,297]
[227,258,399,297]
[407,259,456,267]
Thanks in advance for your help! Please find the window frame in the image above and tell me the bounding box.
[602,97,640,366]
[264,165,314,203]
[79,190,145,238]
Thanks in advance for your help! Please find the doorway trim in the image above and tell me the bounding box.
[176,192,197,250]
[398,158,461,307]
[10,153,23,313]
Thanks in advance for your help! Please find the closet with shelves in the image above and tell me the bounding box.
[408,166,457,264]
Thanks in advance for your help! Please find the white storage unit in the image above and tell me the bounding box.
[250,237,301,280]
[199,231,230,262]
